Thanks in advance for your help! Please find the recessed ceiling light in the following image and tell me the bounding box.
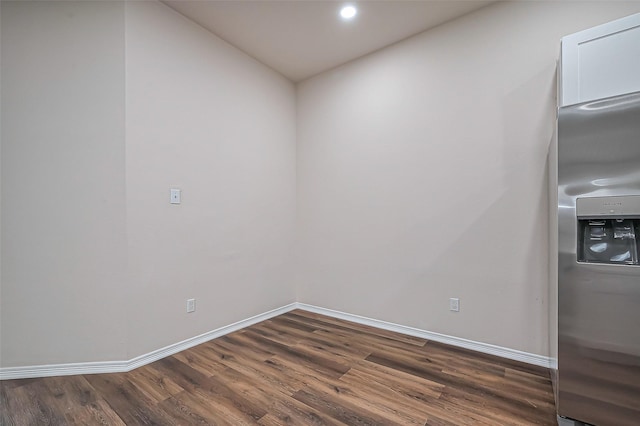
[340,5,357,20]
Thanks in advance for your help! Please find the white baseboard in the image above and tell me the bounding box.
[0,301,551,380]
[0,360,130,381]
[295,303,553,369]
[0,303,297,380]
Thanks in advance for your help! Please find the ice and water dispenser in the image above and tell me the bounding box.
[577,196,640,265]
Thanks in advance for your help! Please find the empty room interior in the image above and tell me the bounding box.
[2,1,640,425]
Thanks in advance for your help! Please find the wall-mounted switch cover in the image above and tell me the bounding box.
[170,188,181,204]
[187,298,195,313]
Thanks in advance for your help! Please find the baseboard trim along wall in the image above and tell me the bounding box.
[0,302,552,380]
[0,303,298,380]
[296,303,553,369]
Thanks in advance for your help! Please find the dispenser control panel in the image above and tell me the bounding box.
[577,195,640,217]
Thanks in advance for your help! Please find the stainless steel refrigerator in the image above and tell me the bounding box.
[557,91,640,426]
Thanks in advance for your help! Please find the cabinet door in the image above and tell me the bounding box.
[560,13,640,107]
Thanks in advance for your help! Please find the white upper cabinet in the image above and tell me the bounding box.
[560,13,640,107]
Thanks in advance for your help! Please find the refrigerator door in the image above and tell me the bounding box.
[557,92,640,426]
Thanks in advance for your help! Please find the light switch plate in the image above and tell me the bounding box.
[170,188,181,204]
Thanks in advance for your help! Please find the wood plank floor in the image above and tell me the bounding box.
[1,310,557,425]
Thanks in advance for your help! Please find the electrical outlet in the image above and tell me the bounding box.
[186,298,195,313]
[449,298,460,312]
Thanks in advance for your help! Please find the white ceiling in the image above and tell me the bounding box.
[163,1,496,82]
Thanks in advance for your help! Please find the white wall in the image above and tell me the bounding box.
[296,1,640,356]
[0,1,3,366]
[124,1,296,358]
[1,1,128,366]
[0,0,296,367]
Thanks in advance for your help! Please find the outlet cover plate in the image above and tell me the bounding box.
[449,298,460,312]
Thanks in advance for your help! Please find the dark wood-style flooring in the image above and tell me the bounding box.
[1,310,557,425]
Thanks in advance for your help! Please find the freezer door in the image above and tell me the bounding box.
[557,92,640,426]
